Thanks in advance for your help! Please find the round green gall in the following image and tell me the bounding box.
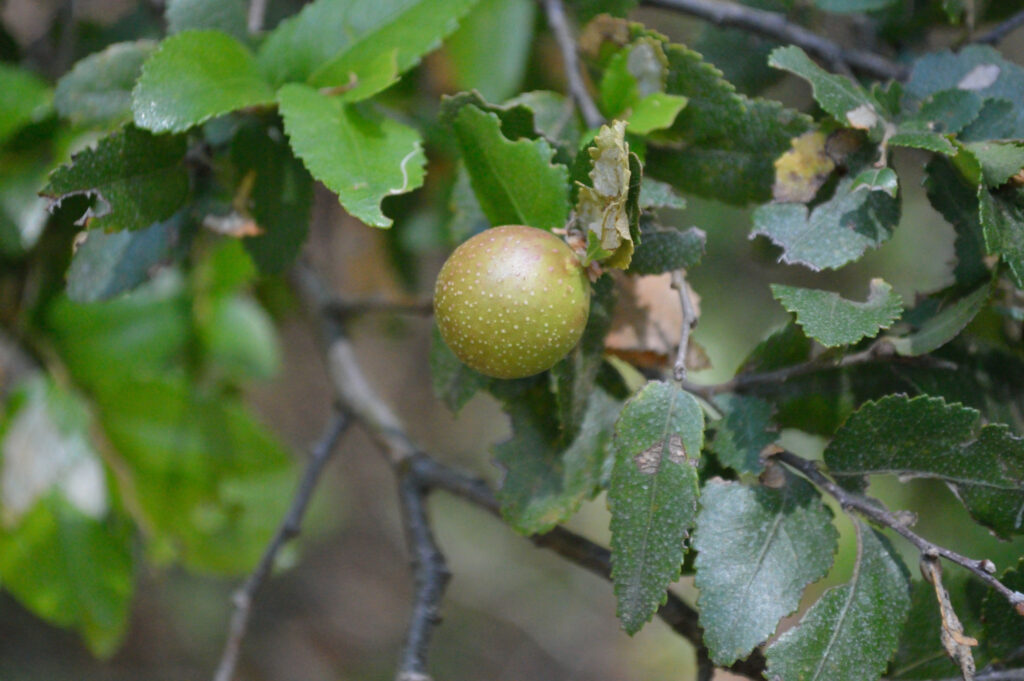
[434,225,591,379]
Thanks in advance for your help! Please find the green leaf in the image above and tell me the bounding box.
[850,167,899,197]
[825,394,1024,538]
[906,46,1024,119]
[54,41,156,127]
[626,92,687,135]
[96,375,296,573]
[495,389,620,534]
[978,187,1024,288]
[626,227,705,275]
[638,177,686,210]
[0,376,132,656]
[765,522,911,681]
[924,157,988,287]
[886,283,991,356]
[429,323,490,412]
[199,294,280,381]
[609,381,703,634]
[66,213,184,302]
[709,394,777,474]
[646,37,811,205]
[230,122,314,273]
[166,0,247,41]
[43,125,190,232]
[440,91,540,142]
[258,0,479,88]
[504,90,582,149]
[963,141,1024,187]
[769,45,885,136]
[132,30,274,133]
[694,476,838,665]
[815,0,897,11]
[278,84,425,228]
[751,173,900,270]
[0,63,51,147]
[903,89,983,136]
[0,496,133,656]
[0,155,50,257]
[771,279,903,347]
[449,103,569,231]
[981,559,1024,661]
[441,0,535,102]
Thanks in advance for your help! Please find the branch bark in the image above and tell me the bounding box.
[773,450,1024,613]
[642,0,909,81]
[541,0,606,128]
[973,10,1024,45]
[213,411,350,681]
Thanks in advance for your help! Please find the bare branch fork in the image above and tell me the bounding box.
[642,0,908,81]
[772,449,1024,613]
[213,410,350,681]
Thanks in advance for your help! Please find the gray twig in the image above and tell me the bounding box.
[773,449,1024,613]
[213,411,350,681]
[670,271,699,382]
[642,0,908,81]
[974,10,1024,45]
[248,0,269,34]
[541,0,606,128]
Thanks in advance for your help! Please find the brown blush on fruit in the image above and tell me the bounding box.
[434,225,591,379]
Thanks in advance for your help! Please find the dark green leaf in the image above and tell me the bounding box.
[645,37,811,205]
[626,227,705,275]
[904,89,983,136]
[257,0,479,88]
[440,91,539,142]
[609,380,703,634]
[850,167,899,197]
[430,323,490,412]
[694,476,837,665]
[709,394,777,474]
[771,279,903,347]
[54,41,156,127]
[981,559,1024,661]
[906,46,1024,111]
[277,84,425,228]
[495,389,620,534]
[923,157,988,287]
[887,283,991,356]
[43,126,189,232]
[504,90,581,149]
[231,123,314,273]
[166,0,247,41]
[66,213,185,302]
[765,523,911,681]
[442,0,535,102]
[0,63,51,146]
[638,177,686,210]
[769,45,885,136]
[0,155,50,257]
[963,141,1024,187]
[449,103,569,231]
[199,294,280,381]
[825,394,1024,537]
[978,187,1024,288]
[751,174,900,271]
[132,30,274,133]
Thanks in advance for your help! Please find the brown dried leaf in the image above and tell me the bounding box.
[920,556,977,681]
[634,433,686,474]
[773,131,836,203]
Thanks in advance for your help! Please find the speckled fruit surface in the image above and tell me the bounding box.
[434,225,590,379]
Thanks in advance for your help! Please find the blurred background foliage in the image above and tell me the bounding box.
[1,0,1023,679]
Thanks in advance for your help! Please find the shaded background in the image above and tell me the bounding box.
[1,0,1023,679]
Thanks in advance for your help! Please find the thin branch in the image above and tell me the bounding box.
[934,671,1024,681]
[395,472,451,681]
[681,339,956,399]
[541,0,606,128]
[772,450,1024,613]
[670,271,699,382]
[247,0,269,35]
[642,0,909,81]
[213,411,350,681]
[409,454,768,680]
[974,10,1024,45]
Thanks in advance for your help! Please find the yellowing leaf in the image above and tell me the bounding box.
[773,131,836,203]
